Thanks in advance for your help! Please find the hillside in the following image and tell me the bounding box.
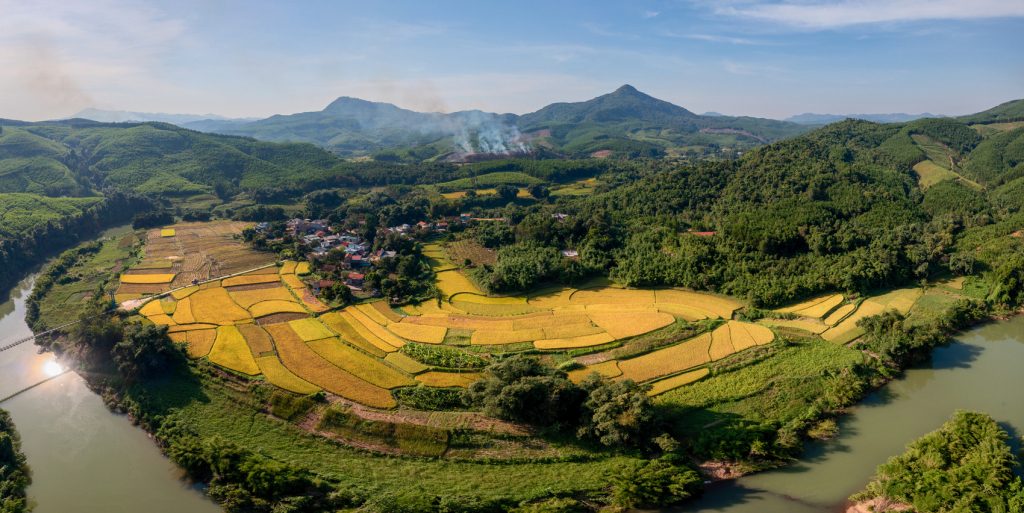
[959,98,1024,123]
[784,112,944,124]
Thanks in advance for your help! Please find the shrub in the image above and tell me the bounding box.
[607,459,702,508]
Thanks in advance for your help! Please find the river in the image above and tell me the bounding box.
[669,316,1024,512]
[2,227,1022,512]
[0,224,220,513]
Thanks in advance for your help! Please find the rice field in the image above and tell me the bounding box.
[238,323,275,356]
[567,361,622,383]
[647,368,710,396]
[471,329,545,345]
[172,298,196,324]
[777,294,845,318]
[171,286,199,299]
[296,288,330,313]
[249,301,307,317]
[229,287,295,308]
[822,301,886,342]
[340,311,400,353]
[388,323,447,344]
[265,322,396,408]
[450,301,543,316]
[415,371,482,388]
[756,319,828,334]
[320,312,386,357]
[146,314,176,326]
[208,326,260,375]
[280,261,297,274]
[871,287,924,315]
[589,312,674,340]
[222,274,282,287]
[295,262,311,276]
[139,300,165,317]
[186,329,217,358]
[306,337,415,389]
[534,333,616,350]
[282,274,305,289]
[542,323,605,339]
[161,229,175,237]
[654,289,740,319]
[434,270,480,296]
[189,288,251,324]
[824,304,856,326]
[356,303,394,325]
[255,356,321,394]
[121,274,176,284]
[372,301,405,323]
[384,353,430,374]
[617,333,713,383]
[288,318,335,342]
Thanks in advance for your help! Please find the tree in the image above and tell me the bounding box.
[527,183,550,201]
[462,355,587,426]
[111,322,174,382]
[495,184,518,201]
[949,251,975,276]
[607,459,702,508]
[577,378,659,447]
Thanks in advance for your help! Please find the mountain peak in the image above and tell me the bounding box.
[613,84,640,95]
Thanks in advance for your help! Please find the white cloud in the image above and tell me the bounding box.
[643,10,660,18]
[718,0,1024,28]
[664,32,770,45]
[581,22,640,40]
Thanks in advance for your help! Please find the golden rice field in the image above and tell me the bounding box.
[186,330,217,358]
[589,312,674,340]
[172,286,198,299]
[189,288,252,324]
[542,323,605,339]
[280,261,297,274]
[346,307,406,348]
[222,274,282,287]
[238,324,275,356]
[617,333,713,383]
[388,323,447,344]
[288,318,335,342]
[871,287,924,315]
[160,229,175,237]
[229,287,295,308]
[282,274,305,289]
[265,323,396,408]
[356,303,394,325]
[208,326,260,375]
[822,301,886,343]
[340,311,399,353]
[415,371,482,388]
[534,333,616,350]
[255,356,321,394]
[434,270,480,296]
[567,361,622,383]
[372,301,405,323]
[139,300,165,317]
[824,304,856,326]
[295,262,311,275]
[249,301,307,318]
[384,353,429,374]
[172,298,196,324]
[320,312,386,357]
[307,337,415,389]
[121,274,176,284]
[296,288,330,313]
[756,319,828,334]
[647,368,709,396]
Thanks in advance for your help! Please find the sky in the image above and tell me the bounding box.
[1,0,1022,121]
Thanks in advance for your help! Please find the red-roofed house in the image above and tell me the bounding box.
[346,273,365,287]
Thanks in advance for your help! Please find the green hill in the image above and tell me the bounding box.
[0,193,104,237]
[959,99,1024,123]
[0,127,81,196]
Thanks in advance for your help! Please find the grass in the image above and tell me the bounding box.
[387,323,447,344]
[186,329,217,358]
[320,312,386,357]
[188,287,252,324]
[249,300,307,317]
[656,339,867,435]
[617,333,713,383]
[415,371,483,388]
[121,274,175,284]
[256,356,321,394]
[208,326,260,375]
[534,333,616,350]
[307,337,415,389]
[288,318,335,341]
[647,368,710,396]
[138,367,634,500]
[914,161,960,189]
[436,171,542,189]
[228,287,295,308]
[265,322,396,408]
[317,406,450,458]
[588,312,674,340]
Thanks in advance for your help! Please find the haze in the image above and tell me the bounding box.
[1,0,1022,121]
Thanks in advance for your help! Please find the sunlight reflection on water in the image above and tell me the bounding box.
[42,358,64,377]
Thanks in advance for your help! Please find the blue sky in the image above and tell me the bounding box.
[1,0,1022,121]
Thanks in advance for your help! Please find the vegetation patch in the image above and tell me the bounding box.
[317,406,450,457]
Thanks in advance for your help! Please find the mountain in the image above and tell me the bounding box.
[784,112,945,125]
[184,85,813,160]
[64,108,261,125]
[702,111,725,117]
[958,99,1024,124]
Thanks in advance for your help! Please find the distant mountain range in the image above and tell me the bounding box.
[783,112,947,125]
[63,108,261,125]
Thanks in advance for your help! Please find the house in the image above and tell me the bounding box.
[398,223,411,233]
[315,230,327,238]
[552,213,569,222]
[460,213,471,223]
[321,264,337,272]
[339,235,360,244]
[310,247,328,257]
[318,280,335,289]
[346,273,365,287]
[436,222,448,232]
[254,222,269,231]
[416,221,430,231]
[561,249,579,258]
[691,231,716,237]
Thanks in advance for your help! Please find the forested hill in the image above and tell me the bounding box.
[958,98,1024,123]
[177,85,814,158]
